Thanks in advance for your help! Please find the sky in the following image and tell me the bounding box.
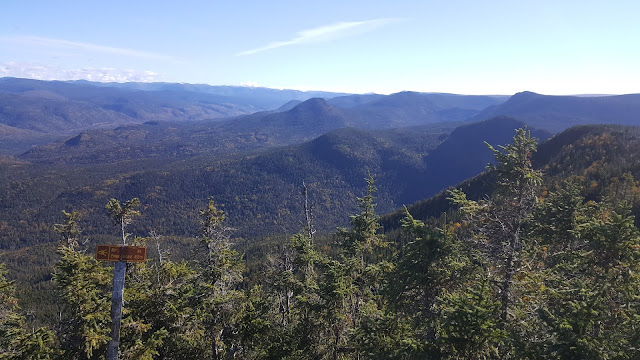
[0,0,638,95]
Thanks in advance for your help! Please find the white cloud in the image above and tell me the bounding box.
[0,35,176,61]
[0,62,163,82]
[237,18,401,56]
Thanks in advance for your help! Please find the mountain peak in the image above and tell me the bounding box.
[514,90,540,96]
[288,97,339,117]
[510,91,542,100]
[294,97,330,108]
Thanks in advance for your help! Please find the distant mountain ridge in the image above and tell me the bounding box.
[5,78,640,161]
[18,94,506,163]
[67,79,351,107]
[0,78,508,155]
[475,91,640,131]
[0,77,351,153]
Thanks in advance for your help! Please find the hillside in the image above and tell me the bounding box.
[2,117,549,251]
[475,91,640,132]
[0,125,448,249]
[4,121,640,360]
[383,123,640,230]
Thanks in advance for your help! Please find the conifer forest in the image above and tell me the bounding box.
[2,126,640,359]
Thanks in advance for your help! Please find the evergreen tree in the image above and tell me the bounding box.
[0,264,55,360]
[105,198,141,245]
[327,175,392,359]
[194,197,244,359]
[448,128,542,356]
[250,184,328,359]
[52,211,111,360]
[382,210,468,358]
[528,187,640,359]
[436,273,505,359]
[123,239,193,359]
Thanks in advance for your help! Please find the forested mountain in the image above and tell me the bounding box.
[18,94,503,164]
[3,77,640,359]
[0,125,445,249]
[383,123,640,230]
[4,78,640,160]
[2,123,640,359]
[0,78,509,156]
[2,117,545,250]
[475,91,640,132]
[18,98,352,164]
[0,78,349,154]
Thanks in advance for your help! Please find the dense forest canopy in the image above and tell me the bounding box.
[1,125,639,359]
[2,118,544,250]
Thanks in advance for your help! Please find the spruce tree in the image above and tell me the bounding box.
[194,197,244,359]
[52,210,111,360]
[448,128,542,356]
[0,264,55,359]
[529,188,640,359]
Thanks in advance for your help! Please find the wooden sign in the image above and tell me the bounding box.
[96,245,147,263]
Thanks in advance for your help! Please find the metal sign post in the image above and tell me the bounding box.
[97,245,146,360]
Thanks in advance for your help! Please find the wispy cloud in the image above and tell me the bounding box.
[0,62,163,82]
[238,18,401,56]
[0,35,176,61]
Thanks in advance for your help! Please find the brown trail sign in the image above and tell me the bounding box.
[96,245,147,262]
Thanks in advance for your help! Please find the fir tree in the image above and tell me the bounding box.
[194,197,244,359]
[0,264,55,359]
[449,128,542,356]
[52,211,111,360]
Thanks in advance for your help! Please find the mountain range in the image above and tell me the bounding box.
[0,78,349,153]
[11,86,506,162]
[474,91,640,132]
[3,78,640,333]
[0,116,544,249]
[1,77,640,251]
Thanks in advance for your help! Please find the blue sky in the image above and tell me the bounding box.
[0,0,638,95]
